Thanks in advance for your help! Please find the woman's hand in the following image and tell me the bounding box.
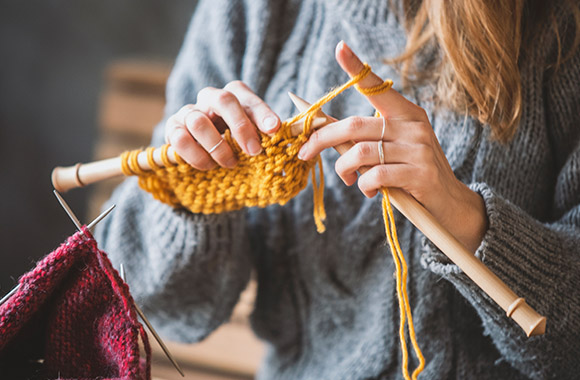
[298,41,488,253]
[164,81,281,170]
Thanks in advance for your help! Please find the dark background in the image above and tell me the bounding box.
[0,1,197,294]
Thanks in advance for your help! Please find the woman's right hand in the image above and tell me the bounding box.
[164,81,281,170]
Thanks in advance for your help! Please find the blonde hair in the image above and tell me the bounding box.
[392,0,580,142]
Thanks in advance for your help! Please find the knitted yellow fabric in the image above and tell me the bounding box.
[121,64,424,379]
[121,64,373,233]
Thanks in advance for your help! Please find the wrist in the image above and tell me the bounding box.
[451,182,489,253]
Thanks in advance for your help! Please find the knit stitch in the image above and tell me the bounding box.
[119,63,381,233]
[0,227,151,380]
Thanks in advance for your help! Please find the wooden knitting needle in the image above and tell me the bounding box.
[52,113,333,193]
[288,92,547,337]
[0,194,116,307]
[119,264,185,377]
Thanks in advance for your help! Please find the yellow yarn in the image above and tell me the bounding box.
[121,64,372,233]
[121,64,423,378]
[382,189,425,380]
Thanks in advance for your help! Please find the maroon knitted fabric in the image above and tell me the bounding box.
[0,227,151,379]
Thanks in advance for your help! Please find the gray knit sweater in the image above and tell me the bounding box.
[96,0,580,379]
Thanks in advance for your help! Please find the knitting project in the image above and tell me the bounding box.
[0,227,151,380]
[120,64,424,379]
[120,65,380,233]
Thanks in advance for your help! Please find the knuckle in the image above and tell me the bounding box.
[178,104,193,114]
[355,142,372,159]
[375,164,390,180]
[185,113,207,134]
[346,116,365,133]
[224,80,246,92]
[229,118,253,133]
[169,127,190,148]
[309,131,322,146]
[215,90,236,106]
[196,87,215,103]
[165,114,178,130]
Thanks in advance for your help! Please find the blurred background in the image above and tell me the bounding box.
[0,1,263,379]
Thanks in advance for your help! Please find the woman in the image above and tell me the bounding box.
[97,0,580,378]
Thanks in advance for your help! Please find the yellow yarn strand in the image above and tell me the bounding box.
[381,189,425,380]
[121,64,424,379]
[372,108,424,379]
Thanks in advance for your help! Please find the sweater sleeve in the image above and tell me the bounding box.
[95,0,260,343]
[421,33,580,379]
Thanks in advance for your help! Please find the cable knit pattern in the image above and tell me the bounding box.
[97,0,580,378]
[0,227,151,379]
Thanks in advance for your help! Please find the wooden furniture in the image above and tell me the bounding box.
[91,59,265,380]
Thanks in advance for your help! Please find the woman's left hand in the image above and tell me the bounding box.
[297,41,488,253]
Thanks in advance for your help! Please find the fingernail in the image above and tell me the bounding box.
[247,138,262,156]
[263,116,278,132]
[226,157,237,168]
[298,144,308,160]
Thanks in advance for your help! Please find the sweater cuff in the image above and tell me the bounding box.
[421,182,563,306]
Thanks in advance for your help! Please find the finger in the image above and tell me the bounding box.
[165,105,196,144]
[299,115,422,161]
[335,41,425,120]
[196,87,262,156]
[183,110,237,168]
[167,125,216,170]
[224,81,280,134]
[298,116,380,161]
[357,163,414,198]
[335,141,410,184]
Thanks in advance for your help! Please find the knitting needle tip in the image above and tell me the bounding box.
[287,92,334,131]
[53,190,83,232]
[87,204,115,231]
[288,92,308,110]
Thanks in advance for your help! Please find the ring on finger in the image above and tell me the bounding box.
[378,140,385,165]
[208,139,224,154]
[380,116,386,140]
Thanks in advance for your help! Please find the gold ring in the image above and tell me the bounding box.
[208,139,224,154]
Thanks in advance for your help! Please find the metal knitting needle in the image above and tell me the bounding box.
[0,284,19,307]
[3,191,83,307]
[87,204,115,231]
[53,190,83,232]
[1,194,116,308]
[55,189,116,233]
[119,264,185,377]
